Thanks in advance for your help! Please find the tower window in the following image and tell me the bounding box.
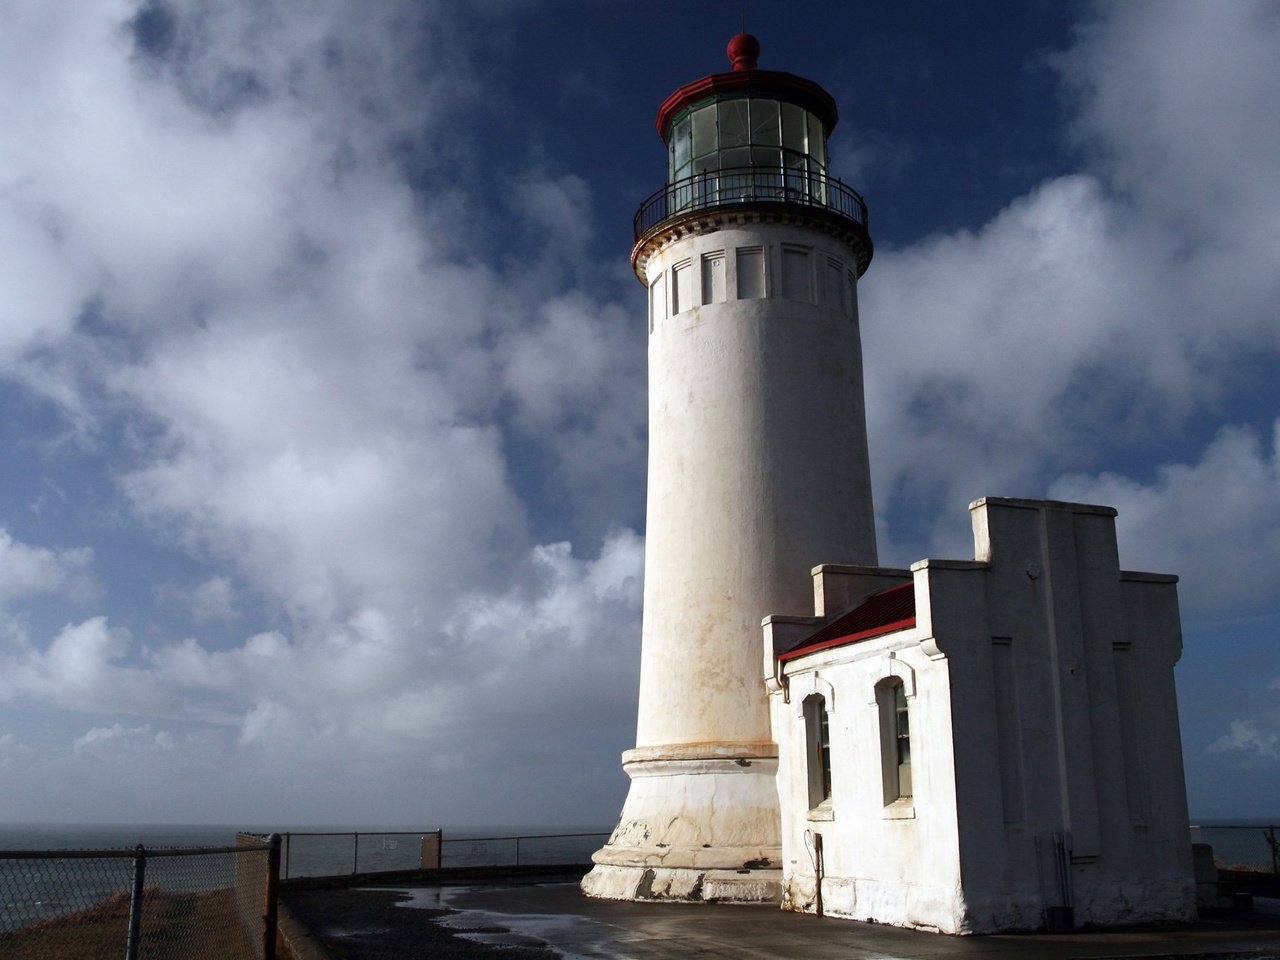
[736,247,765,300]
[672,260,693,315]
[701,252,726,304]
[781,246,812,303]
[803,694,832,809]
[876,678,912,804]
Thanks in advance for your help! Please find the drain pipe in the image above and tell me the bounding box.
[803,830,826,917]
[813,832,825,918]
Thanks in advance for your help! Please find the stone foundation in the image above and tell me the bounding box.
[582,742,782,904]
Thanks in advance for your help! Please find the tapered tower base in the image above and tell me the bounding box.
[581,742,782,903]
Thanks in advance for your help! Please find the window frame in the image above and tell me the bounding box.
[876,677,912,806]
[803,693,833,811]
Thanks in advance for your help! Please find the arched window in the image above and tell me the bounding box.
[803,694,832,809]
[876,678,912,804]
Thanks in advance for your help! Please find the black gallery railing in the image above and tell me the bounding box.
[634,166,869,242]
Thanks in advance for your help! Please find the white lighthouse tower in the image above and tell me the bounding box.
[583,34,878,903]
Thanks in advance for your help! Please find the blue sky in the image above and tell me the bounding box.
[0,0,1277,827]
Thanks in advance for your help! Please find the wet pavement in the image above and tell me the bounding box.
[422,880,1280,959]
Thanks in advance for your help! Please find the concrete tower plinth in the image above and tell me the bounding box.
[583,35,876,903]
[581,742,783,902]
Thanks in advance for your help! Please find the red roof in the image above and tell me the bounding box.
[655,36,839,141]
[778,583,916,662]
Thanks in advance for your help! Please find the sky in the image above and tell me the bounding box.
[0,0,1277,828]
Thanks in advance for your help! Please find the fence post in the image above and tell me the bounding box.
[262,833,281,960]
[352,832,359,875]
[515,836,521,867]
[125,844,146,960]
[284,832,292,881]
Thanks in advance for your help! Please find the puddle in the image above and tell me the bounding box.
[383,885,618,959]
[318,925,391,938]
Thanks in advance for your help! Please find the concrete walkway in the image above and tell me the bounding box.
[412,881,1280,960]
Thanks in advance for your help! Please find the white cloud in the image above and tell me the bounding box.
[74,722,175,758]
[0,617,175,716]
[0,732,31,770]
[863,1,1280,567]
[1209,719,1279,761]
[0,527,96,606]
[1060,0,1280,260]
[155,575,238,622]
[1051,421,1280,611]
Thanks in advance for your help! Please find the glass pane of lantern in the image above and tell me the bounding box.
[782,102,806,153]
[751,99,780,145]
[808,112,826,168]
[719,99,749,148]
[752,148,783,195]
[692,105,716,160]
[673,116,691,172]
[751,146,781,168]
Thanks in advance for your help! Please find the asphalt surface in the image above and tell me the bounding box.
[283,878,1280,960]
[281,887,559,959]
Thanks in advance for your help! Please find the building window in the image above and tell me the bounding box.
[781,246,812,302]
[736,247,765,300]
[649,272,667,332]
[672,259,693,315]
[824,258,844,312]
[701,252,726,304]
[876,678,911,804]
[803,694,832,809]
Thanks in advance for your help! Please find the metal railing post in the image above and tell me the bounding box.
[262,834,281,960]
[515,836,521,866]
[125,844,146,960]
[284,832,292,880]
[352,832,360,874]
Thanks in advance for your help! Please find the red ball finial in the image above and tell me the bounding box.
[727,33,760,72]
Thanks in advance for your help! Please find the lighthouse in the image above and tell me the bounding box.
[583,34,878,903]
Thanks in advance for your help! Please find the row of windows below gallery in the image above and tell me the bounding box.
[649,244,857,328]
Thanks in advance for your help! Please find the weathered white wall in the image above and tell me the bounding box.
[637,222,876,750]
[771,625,968,932]
[584,216,878,903]
[944,498,1195,931]
[768,498,1196,933]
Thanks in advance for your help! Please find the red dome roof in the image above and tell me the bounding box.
[654,35,839,142]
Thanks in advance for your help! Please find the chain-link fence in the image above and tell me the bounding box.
[1191,823,1279,873]
[276,829,607,879]
[0,834,280,960]
[441,832,609,869]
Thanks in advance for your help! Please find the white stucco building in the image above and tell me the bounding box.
[584,34,1196,934]
[765,497,1195,933]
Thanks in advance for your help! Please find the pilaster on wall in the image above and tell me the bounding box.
[937,496,1191,924]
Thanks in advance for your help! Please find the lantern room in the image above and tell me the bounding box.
[634,33,871,276]
[660,35,833,186]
